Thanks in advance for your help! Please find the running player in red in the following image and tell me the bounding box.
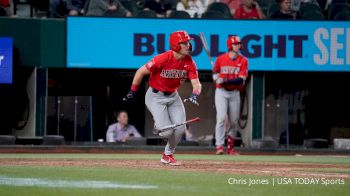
[123,30,202,166]
[213,35,248,155]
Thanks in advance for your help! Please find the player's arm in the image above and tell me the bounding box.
[131,65,151,90]
[184,78,201,106]
[223,77,244,85]
[212,58,222,83]
[223,58,248,85]
[123,65,151,102]
[184,59,201,105]
[190,78,202,95]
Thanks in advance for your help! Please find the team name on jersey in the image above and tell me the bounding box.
[221,66,239,74]
[160,69,188,78]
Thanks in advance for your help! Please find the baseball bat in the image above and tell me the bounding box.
[153,117,200,134]
[199,32,214,67]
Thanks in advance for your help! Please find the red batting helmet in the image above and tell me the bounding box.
[170,30,193,52]
[227,35,242,51]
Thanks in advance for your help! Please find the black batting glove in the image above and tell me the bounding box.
[122,90,136,102]
[184,93,199,106]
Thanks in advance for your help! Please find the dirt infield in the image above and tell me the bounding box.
[1,158,349,180]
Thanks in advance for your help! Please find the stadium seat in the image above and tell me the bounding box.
[42,135,65,145]
[317,0,328,11]
[257,0,276,15]
[206,2,232,19]
[301,11,325,20]
[168,10,191,19]
[0,135,16,145]
[201,10,226,19]
[334,11,350,20]
[267,3,280,19]
[303,138,328,148]
[299,2,322,17]
[121,0,140,17]
[104,9,126,17]
[257,0,275,9]
[136,10,158,18]
[327,3,350,20]
[330,0,348,3]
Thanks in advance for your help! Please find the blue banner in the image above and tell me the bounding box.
[67,17,350,71]
[0,37,13,84]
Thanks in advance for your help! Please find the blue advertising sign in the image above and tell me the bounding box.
[67,17,350,71]
[0,37,13,84]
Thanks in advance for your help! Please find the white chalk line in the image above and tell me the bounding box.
[0,176,158,189]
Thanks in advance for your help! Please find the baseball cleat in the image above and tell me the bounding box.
[227,149,240,156]
[161,153,181,166]
[216,146,224,155]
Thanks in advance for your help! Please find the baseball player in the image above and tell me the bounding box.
[212,35,248,155]
[123,30,202,166]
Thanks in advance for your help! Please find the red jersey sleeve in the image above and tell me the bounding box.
[145,52,168,72]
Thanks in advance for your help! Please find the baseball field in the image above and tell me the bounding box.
[0,153,349,196]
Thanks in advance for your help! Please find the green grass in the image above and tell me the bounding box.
[0,153,349,164]
[0,154,349,196]
[303,168,350,174]
[0,166,349,196]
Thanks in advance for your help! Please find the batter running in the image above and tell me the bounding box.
[123,30,202,166]
[213,35,248,155]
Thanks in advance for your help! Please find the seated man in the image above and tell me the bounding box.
[270,0,300,20]
[106,110,142,142]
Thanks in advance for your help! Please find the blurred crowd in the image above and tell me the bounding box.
[1,0,349,20]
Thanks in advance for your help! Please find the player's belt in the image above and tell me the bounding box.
[222,87,239,92]
[152,88,172,96]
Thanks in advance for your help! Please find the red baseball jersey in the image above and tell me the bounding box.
[234,6,260,19]
[213,53,248,91]
[145,50,199,93]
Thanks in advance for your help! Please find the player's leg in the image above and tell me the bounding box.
[215,88,228,154]
[145,88,172,136]
[166,92,186,155]
[227,90,241,155]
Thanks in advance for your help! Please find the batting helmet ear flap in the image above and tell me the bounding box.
[171,43,181,52]
[171,42,192,52]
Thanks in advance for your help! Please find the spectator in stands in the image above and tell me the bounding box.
[106,110,142,142]
[0,0,10,16]
[84,0,132,16]
[234,0,265,19]
[220,0,242,15]
[67,0,87,15]
[270,0,300,19]
[176,0,206,18]
[144,0,172,17]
